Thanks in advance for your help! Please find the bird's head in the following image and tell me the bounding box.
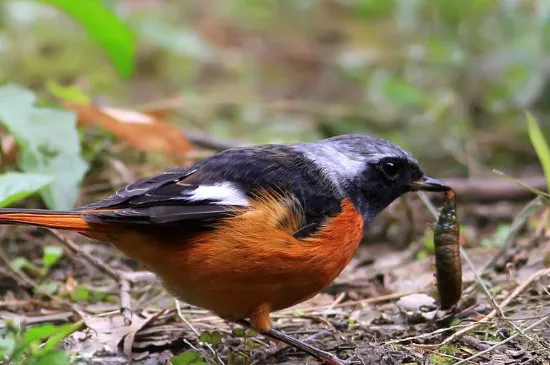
[295,134,450,222]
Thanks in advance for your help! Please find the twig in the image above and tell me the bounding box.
[276,290,416,316]
[119,277,132,326]
[118,271,157,283]
[175,299,225,365]
[459,335,491,351]
[0,241,72,307]
[416,191,439,217]
[0,264,30,289]
[49,229,155,327]
[49,229,120,280]
[108,158,135,186]
[440,266,550,345]
[0,311,74,326]
[384,323,471,345]
[327,292,346,311]
[0,299,51,308]
[420,347,464,363]
[459,249,503,318]
[186,130,245,151]
[459,249,528,337]
[440,176,548,203]
[332,290,416,309]
[452,313,550,365]
[481,197,544,274]
[253,330,335,364]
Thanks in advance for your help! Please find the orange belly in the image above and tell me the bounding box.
[104,198,364,323]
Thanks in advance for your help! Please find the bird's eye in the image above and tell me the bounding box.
[378,161,400,181]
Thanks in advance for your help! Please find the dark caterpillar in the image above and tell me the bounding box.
[434,190,462,310]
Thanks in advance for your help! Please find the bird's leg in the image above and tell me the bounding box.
[236,319,349,365]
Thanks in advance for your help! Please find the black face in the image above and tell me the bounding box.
[375,157,423,187]
[351,157,442,222]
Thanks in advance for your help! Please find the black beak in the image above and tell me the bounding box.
[409,176,451,192]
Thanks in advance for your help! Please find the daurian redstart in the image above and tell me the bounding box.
[0,134,450,364]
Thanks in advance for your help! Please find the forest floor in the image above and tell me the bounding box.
[1,185,549,365]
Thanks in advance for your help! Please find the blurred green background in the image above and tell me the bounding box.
[1,0,549,179]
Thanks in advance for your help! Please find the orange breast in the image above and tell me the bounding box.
[105,196,364,323]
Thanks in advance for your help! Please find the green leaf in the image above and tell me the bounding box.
[382,78,425,107]
[37,322,82,354]
[46,81,91,104]
[245,329,258,338]
[209,331,222,346]
[31,0,136,78]
[526,112,550,191]
[0,84,89,210]
[10,256,31,270]
[0,173,52,208]
[245,339,262,350]
[171,350,204,365]
[36,280,59,296]
[481,224,511,248]
[70,285,91,302]
[198,331,211,344]
[231,328,246,337]
[22,324,59,347]
[354,0,395,18]
[42,246,64,269]
[34,349,70,365]
[416,250,428,260]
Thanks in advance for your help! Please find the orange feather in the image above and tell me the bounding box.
[0,195,364,332]
[112,195,364,331]
[0,210,93,231]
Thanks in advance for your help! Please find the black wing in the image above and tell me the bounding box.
[79,144,343,230]
[80,167,245,226]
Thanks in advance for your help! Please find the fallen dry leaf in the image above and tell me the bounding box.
[140,96,184,120]
[82,311,151,357]
[1,135,18,168]
[65,102,194,157]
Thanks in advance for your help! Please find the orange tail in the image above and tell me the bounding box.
[0,209,92,232]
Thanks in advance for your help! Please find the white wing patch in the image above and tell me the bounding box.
[292,144,363,193]
[184,182,250,206]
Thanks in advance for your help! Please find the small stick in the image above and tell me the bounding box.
[276,290,416,315]
[0,242,72,308]
[1,311,74,326]
[119,277,132,326]
[452,313,550,365]
[481,197,544,273]
[440,266,550,345]
[327,292,346,311]
[385,324,469,345]
[175,299,225,365]
[49,229,140,326]
[49,229,119,280]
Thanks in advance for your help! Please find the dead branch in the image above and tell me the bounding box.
[445,176,548,203]
[49,229,120,280]
[185,130,245,151]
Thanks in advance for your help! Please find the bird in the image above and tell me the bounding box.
[0,134,450,364]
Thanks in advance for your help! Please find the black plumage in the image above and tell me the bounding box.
[80,145,343,237]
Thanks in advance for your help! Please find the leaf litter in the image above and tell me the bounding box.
[0,136,549,364]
